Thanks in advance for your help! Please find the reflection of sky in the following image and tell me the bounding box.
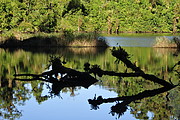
[104,36,177,47]
[17,85,137,120]
[105,36,156,47]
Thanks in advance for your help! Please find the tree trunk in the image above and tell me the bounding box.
[173,17,178,33]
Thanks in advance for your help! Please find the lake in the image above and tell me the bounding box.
[0,35,179,120]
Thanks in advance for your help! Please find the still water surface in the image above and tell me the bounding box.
[105,35,178,47]
[0,35,179,120]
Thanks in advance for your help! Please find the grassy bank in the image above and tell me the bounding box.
[0,31,108,47]
[153,36,180,49]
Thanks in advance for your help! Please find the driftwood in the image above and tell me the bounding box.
[85,46,176,87]
[88,86,176,106]
[88,85,176,116]
[86,46,179,118]
[85,66,174,86]
[110,47,179,87]
[14,57,98,94]
[13,47,179,118]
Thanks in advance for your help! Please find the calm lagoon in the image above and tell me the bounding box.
[0,34,179,120]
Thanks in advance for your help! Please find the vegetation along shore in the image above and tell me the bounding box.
[0,0,179,47]
[0,31,108,47]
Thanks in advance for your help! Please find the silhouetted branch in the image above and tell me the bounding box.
[88,85,176,117]
[111,46,143,73]
[13,72,57,83]
[171,61,180,71]
[84,64,144,77]
[89,85,176,106]
[14,57,98,96]
[86,46,179,118]
[85,63,173,87]
[110,46,174,87]
[84,46,175,87]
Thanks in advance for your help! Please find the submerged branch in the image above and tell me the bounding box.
[14,58,98,90]
[86,47,179,118]
[84,46,174,87]
[13,77,49,82]
[88,85,176,117]
[110,46,174,87]
[88,85,176,106]
[85,63,173,87]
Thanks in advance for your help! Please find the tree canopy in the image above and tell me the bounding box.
[0,0,179,33]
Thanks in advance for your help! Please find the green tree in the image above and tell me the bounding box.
[0,0,179,33]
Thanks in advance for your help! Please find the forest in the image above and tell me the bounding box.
[0,0,180,34]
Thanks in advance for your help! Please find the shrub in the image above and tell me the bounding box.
[173,37,180,49]
[153,36,177,48]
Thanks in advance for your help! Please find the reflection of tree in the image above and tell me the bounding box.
[0,85,20,119]
[0,48,104,120]
[0,47,179,120]
[31,82,49,104]
[113,79,174,120]
[168,86,180,119]
[14,56,98,97]
[0,49,48,120]
[130,94,173,120]
[89,86,176,118]
[0,77,31,120]
[87,46,180,119]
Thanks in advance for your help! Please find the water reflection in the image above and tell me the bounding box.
[14,56,98,96]
[105,36,156,47]
[0,46,179,120]
[89,85,177,119]
[105,35,179,47]
[87,46,179,119]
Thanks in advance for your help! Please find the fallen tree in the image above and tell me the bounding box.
[88,85,177,116]
[14,56,98,95]
[13,46,179,118]
[86,46,179,118]
[84,46,179,87]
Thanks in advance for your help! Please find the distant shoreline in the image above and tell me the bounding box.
[1,32,180,48]
[0,32,108,48]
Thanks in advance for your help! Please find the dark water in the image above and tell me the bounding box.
[0,36,180,120]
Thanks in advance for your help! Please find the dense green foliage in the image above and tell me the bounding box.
[0,0,179,33]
